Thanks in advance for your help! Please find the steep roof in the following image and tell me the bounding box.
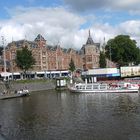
[7,40,38,49]
[86,30,94,45]
[34,34,46,42]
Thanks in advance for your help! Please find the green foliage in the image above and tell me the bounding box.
[105,35,140,66]
[99,51,106,68]
[15,47,35,73]
[69,58,75,72]
[0,47,3,55]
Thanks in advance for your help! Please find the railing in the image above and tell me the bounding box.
[75,83,108,90]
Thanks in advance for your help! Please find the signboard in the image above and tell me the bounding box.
[82,68,120,77]
[120,66,140,77]
[88,68,119,75]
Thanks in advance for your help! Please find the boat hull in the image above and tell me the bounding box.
[0,93,30,100]
[0,90,30,100]
[69,88,139,93]
[68,83,139,93]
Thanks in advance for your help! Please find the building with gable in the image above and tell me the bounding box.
[1,31,116,74]
[4,34,83,73]
[81,30,100,69]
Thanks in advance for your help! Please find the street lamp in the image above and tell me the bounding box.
[109,44,112,67]
[1,36,6,72]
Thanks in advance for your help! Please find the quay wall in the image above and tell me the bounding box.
[12,81,56,92]
[0,80,56,93]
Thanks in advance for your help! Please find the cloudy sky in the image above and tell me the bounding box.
[0,0,140,49]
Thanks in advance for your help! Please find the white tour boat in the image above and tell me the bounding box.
[68,82,139,93]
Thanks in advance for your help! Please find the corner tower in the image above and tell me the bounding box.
[34,34,46,48]
[81,30,100,69]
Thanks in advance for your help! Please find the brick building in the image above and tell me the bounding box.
[81,30,100,69]
[2,31,115,73]
[4,34,83,72]
[81,30,116,69]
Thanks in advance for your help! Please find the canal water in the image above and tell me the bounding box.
[0,90,140,140]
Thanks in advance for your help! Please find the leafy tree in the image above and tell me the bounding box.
[105,35,140,66]
[15,47,35,78]
[69,58,75,72]
[0,46,3,56]
[99,51,106,68]
[133,47,140,65]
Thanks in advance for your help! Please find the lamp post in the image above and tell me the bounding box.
[109,44,112,67]
[1,36,6,72]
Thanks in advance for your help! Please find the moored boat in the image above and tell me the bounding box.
[15,89,30,96]
[0,89,30,100]
[68,82,139,93]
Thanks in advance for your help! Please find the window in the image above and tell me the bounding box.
[86,55,92,62]
[12,52,16,59]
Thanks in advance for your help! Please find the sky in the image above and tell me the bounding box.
[0,0,140,49]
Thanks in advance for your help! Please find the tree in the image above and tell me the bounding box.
[15,47,35,78]
[69,58,75,73]
[99,51,106,68]
[0,46,3,55]
[133,47,140,65]
[105,35,140,66]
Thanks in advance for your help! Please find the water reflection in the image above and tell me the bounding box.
[113,94,139,115]
[0,91,140,140]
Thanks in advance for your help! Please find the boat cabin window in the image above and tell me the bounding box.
[78,85,85,90]
[86,85,92,90]
[100,84,107,89]
[92,85,99,89]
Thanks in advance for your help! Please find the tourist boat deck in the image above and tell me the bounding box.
[68,82,139,93]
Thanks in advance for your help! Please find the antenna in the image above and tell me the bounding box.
[109,43,112,67]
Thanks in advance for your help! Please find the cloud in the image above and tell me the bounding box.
[0,6,140,50]
[119,20,140,35]
[82,21,140,47]
[0,7,86,48]
[63,0,140,13]
[118,20,140,45]
[63,0,107,11]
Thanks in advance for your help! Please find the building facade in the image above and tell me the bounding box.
[81,31,116,69]
[4,34,83,72]
[2,31,115,73]
[81,30,100,69]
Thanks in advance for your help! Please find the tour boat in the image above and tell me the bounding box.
[68,82,139,93]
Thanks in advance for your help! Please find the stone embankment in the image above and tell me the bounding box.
[0,80,56,93]
[13,81,56,92]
